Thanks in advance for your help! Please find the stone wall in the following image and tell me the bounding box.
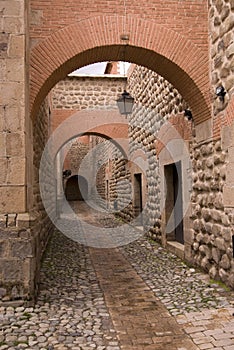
[124,62,234,287]
[209,0,234,134]
[52,76,125,110]
[65,138,89,175]
[0,97,54,304]
[190,138,234,287]
[209,0,234,104]
[127,65,189,236]
[51,75,127,210]
[0,0,35,304]
[0,0,28,214]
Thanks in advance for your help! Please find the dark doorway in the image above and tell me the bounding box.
[165,162,184,244]
[65,175,88,201]
[134,173,143,225]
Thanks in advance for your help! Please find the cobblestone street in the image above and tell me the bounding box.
[0,202,233,350]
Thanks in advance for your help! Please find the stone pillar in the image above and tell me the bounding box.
[0,0,34,304]
[222,123,234,207]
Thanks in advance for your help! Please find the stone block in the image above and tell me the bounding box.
[7,157,25,185]
[226,162,234,185]
[226,75,234,92]
[221,125,233,150]
[0,107,4,132]
[223,185,234,207]
[0,1,22,16]
[3,17,24,35]
[0,134,6,156]
[226,43,234,59]
[0,82,24,105]
[220,254,231,270]
[212,247,221,264]
[195,119,212,143]
[6,58,24,82]
[228,146,234,163]
[10,239,33,259]
[7,214,17,227]
[0,215,6,228]
[215,237,226,251]
[16,213,34,229]
[0,259,22,281]
[0,60,6,80]
[227,273,234,289]
[0,240,8,257]
[6,132,25,157]
[8,35,25,58]
[0,33,9,58]
[4,105,24,132]
[0,157,7,184]
[0,186,26,213]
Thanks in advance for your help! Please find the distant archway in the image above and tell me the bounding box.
[65,175,88,201]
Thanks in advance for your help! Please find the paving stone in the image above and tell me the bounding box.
[1,202,234,349]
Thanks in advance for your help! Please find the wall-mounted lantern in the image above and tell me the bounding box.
[215,85,226,102]
[116,33,134,116]
[63,169,71,178]
[117,90,134,115]
[184,109,193,121]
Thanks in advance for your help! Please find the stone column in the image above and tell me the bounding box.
[222,123,234,207]
[0,0,33,304]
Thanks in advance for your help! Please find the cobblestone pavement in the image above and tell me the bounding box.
[0,202,233,349]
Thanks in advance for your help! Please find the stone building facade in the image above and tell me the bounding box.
[0,0,233,303]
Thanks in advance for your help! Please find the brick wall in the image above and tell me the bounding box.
[29,2,211,124]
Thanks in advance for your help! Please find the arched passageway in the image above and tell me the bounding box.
[54,120,130,219]
[1,0,234,313]
[65,175,88,201]
[30,15,211,124]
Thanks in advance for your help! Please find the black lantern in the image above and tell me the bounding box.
[63,169,71,178]
[184,109,193,121]
[117,90,134,115]
[215,85,226,102]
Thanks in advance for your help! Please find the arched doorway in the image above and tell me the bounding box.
[65,175,88,201]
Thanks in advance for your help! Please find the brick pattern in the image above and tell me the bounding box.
[30,0,208,48]
[177,309,234,350]
[90,247,198,350]
[29,13,211,124]
[64,138,89,176]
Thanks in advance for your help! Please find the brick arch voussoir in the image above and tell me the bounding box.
[30,15,211,124]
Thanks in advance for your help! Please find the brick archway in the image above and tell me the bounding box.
[52,110,129,160]
[30,15,211,124]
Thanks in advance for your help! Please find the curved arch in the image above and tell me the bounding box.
[30,15,211,124]
[53,110,129,161]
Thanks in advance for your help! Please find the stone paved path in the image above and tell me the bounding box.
[90,248,197,350]
[0,201,233,349]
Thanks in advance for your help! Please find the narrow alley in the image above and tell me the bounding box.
[0,202,233,350]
